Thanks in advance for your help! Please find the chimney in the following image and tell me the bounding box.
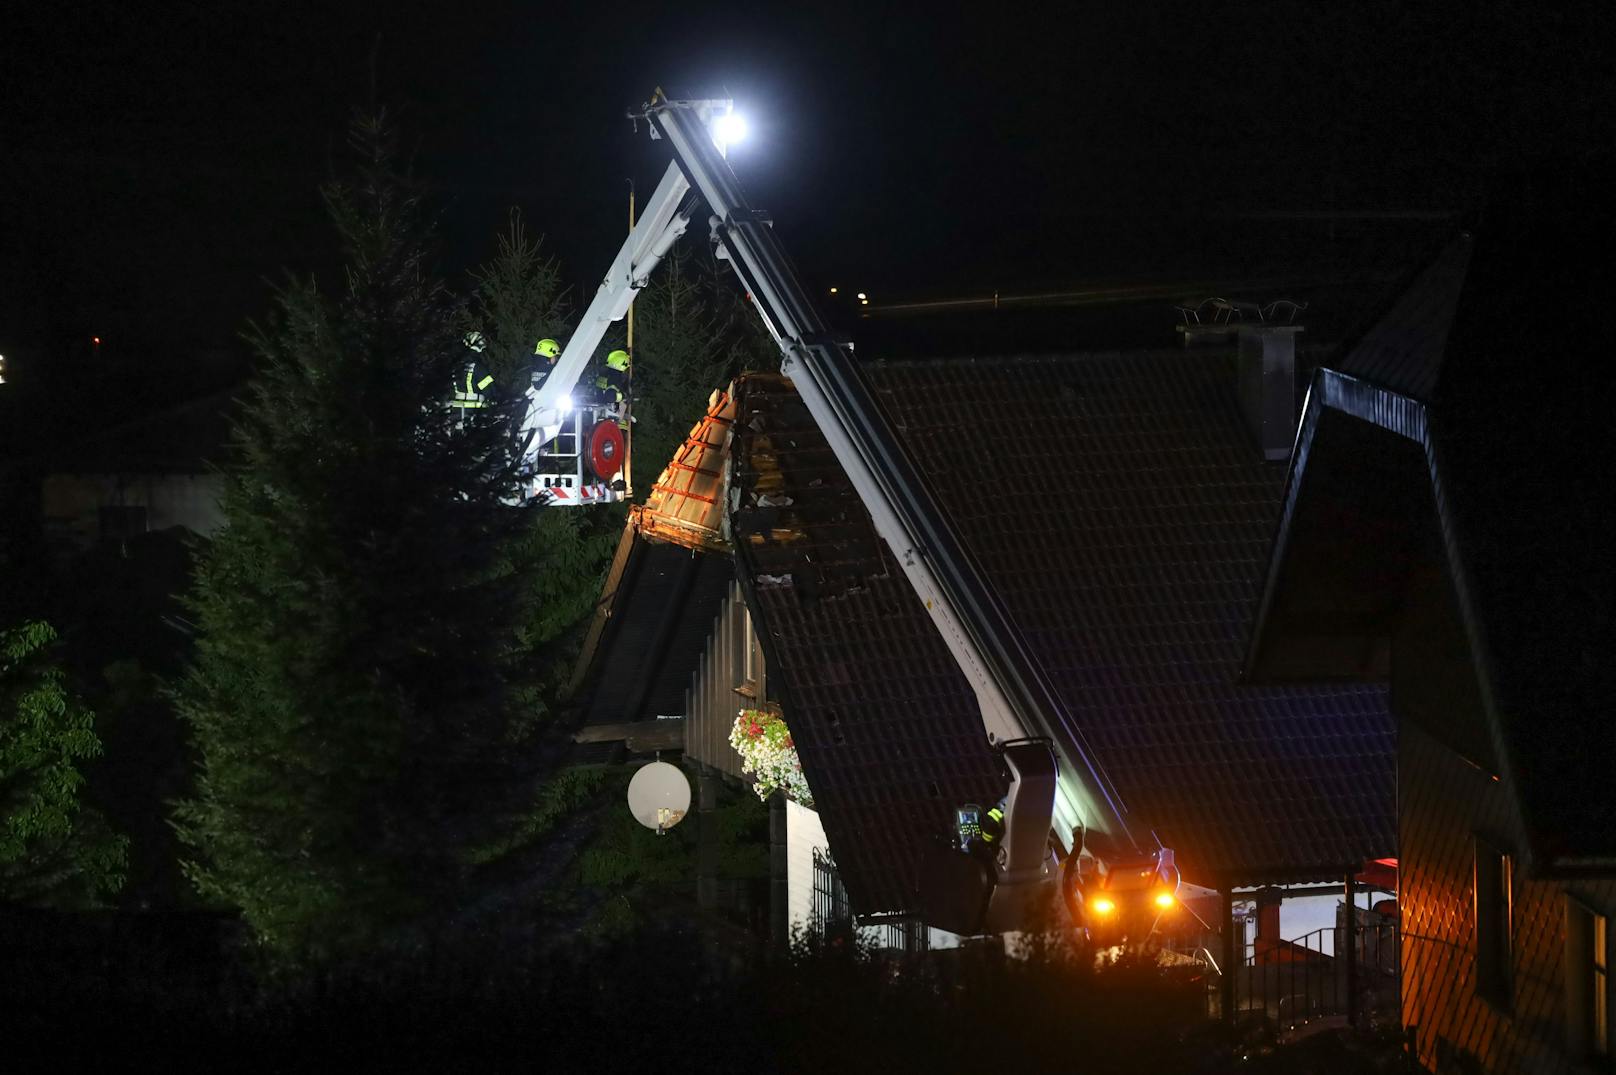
[1237,325,1303,461]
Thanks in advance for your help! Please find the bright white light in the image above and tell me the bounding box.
[856,292,867,300]
[712,111,748,148]
[558,394,574,414]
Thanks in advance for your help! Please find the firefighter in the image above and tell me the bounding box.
[451,332,496,413]
[979,803,1006,848]
[531,337,561,391]
[958,799,1005,868]
[594,348,630,412]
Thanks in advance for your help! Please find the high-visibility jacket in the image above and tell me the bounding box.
[594,366,627,405]
[451,361,496,409]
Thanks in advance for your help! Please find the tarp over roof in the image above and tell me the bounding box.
[638,385,735,552]
[732,350,1396,911]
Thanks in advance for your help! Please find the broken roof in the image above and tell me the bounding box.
[733,348,1395,911]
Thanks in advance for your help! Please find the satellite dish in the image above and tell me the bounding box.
[626,760,691,835]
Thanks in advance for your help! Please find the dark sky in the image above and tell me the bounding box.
[2,1,1612,423]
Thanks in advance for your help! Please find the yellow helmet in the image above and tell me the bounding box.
[606,349,630,372]
[535,338,561,360]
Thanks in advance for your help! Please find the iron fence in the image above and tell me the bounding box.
[809,849,928,955]
[1201,922,1400,1027]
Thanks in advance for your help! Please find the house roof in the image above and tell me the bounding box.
[733,346,1396,911]
[572,528,734,746]
[45,389,238,474]
[1247,180,1616,873]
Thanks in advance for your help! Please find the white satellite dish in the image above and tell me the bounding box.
[626,760,691,835]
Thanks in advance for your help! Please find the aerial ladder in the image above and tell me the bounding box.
[540,92,1179,936]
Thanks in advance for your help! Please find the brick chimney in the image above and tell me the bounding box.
[1237,325,1304,461]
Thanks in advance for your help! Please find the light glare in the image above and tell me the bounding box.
[713,112,748,146]
[559,395,574,414]
[1154,891,1175,909]
[1091,897,1115,915]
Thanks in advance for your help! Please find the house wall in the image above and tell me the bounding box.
[42,473,224,548]
[786,797,829,936]
[1401,720,1615,1073]
[684,580,766,781]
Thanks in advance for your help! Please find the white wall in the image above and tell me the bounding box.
[785,798,960,950]
[785,797,829,937]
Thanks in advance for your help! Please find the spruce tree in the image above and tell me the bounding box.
[173,115,539,958]
[0,620,128,906]
[626,251,777,497]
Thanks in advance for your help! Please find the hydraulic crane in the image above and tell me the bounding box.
[537,92,1176,935]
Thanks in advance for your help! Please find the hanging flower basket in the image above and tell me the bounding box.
[729,707,813,807]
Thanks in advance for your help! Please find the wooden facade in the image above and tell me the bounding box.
[682,578,766,783]
[1401,722,1615,1073]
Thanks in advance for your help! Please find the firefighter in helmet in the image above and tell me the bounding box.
[594,348,630,415]
[451,331,496,413]
[531,337,562,392]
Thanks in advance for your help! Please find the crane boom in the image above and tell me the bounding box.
[575,93,1160,930]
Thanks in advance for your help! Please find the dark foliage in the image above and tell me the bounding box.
[2,915,1239,1074]
[172,114,546,959]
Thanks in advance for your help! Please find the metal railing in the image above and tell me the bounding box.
[809,849,928,955]
[1203,922,1400,1027]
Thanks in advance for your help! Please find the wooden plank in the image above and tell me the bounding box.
[574,718,687,753]
[564,514,640,699]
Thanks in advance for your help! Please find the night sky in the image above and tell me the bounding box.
[3,2,1611,446]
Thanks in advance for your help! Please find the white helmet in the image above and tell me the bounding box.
[464,331,487,353]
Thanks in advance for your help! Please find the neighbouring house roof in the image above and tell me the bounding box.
[732,344,1397,910]
[1247,179,1616,874]
[47,390,238,474]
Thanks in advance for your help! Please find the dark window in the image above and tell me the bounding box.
[811,848,851,935]
[98,504,147,542]
[1474,838,1512,1008]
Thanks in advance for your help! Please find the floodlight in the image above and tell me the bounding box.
[1090,897,1116,916]
[558,394,574,414]
[1154,891,1175,909]
[712,111,748,148]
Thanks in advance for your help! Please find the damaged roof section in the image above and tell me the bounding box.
[731,351,1395,912]
[637,385,736,552]
[731,374,1004,912]
[730,374,885,601]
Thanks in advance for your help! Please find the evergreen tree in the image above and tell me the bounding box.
[625,250,778,497]
[463,209,570,388]
[173,115,540,958]
[462,210,620,703]
[0,620,127,906]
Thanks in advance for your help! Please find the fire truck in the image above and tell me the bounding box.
[525,91,1180,938]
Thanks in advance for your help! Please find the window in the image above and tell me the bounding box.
[98,504,147,542]
[734,602,762,699]
[1474,838,1513,1008]
[1568,898,1610,1061]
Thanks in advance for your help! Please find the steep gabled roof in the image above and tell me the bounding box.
[733,348,1396,911]
[1248,195,1616,874]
